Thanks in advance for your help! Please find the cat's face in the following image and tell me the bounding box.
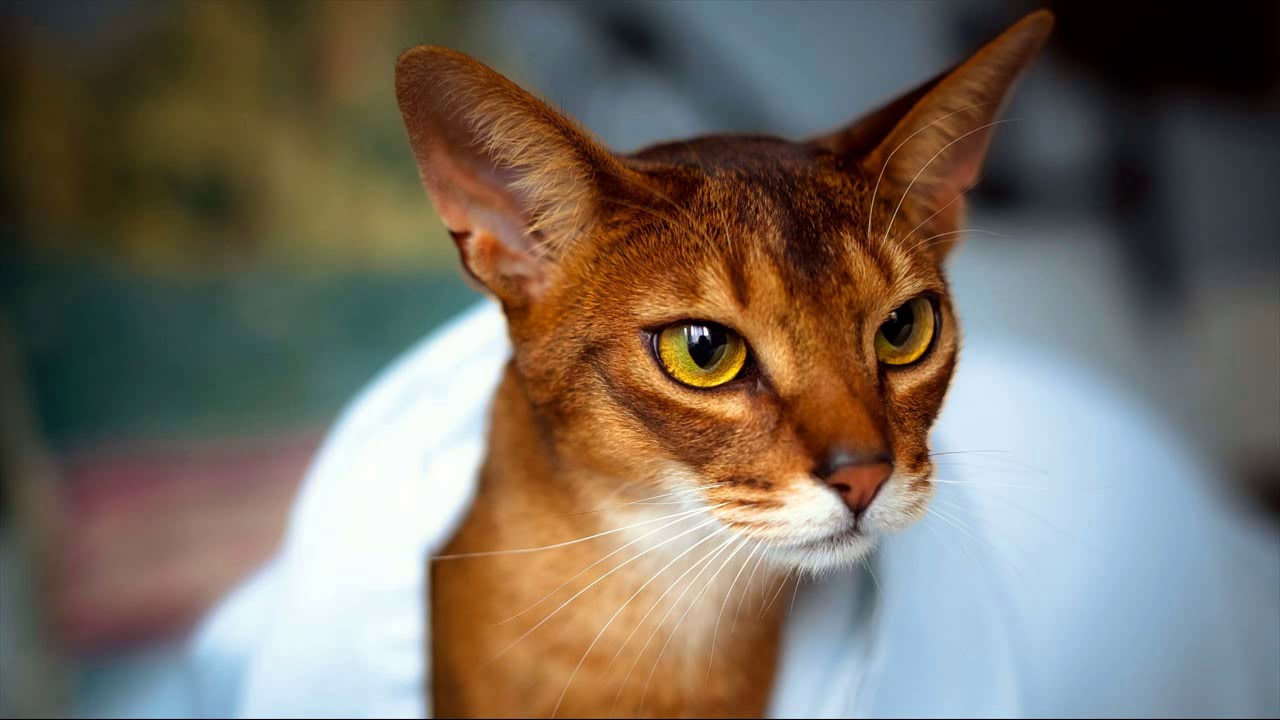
[397,12,1051,572]
[516,139,958,572]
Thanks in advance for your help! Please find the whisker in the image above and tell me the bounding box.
[614,535,743,711]
[896,169,989,248]
[788,570,802,617]
[497,505,711,626]
[557,483,728,518]
[859,557,882,594]
[930,497,1034,571]
[919,511,1022,582]
[494,513,725,658]
[931,458,1050,478]
[935,489,1104,554]
[881,118,1018,243]
[761,567,794,616]
[865,101,997,241]
[639,536,749,710]
[903,227,1005,256]
[706,540,763,683]
[606,533,733,672]
[930,478,1045,491]
[930,451,1043,471]
[549,527,729,718]
[923,506,992,567]
[733,545,769,634]
[926,502,978,536]
[435,504,719,561]
[925,501,1032,580]
[924,506,1002,572]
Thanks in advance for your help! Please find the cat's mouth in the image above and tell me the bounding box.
[800,524,873,549]
[764,523,881,572]
[710,470,931,571]
[717,517,875,566]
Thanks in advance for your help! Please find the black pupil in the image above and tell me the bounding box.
[881,304,916,347]
[685,324,728,369]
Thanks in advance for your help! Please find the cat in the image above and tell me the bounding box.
[395,10,1053,718]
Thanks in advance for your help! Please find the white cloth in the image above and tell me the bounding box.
[189,298,1280,718]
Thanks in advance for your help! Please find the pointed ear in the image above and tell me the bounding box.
[395,47,631,306]
[812,10,1053,252]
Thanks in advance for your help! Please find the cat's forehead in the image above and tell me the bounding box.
[604,136,923,305]
[627,135,869,239]
[628,134,836,173]
[567,138,940,337]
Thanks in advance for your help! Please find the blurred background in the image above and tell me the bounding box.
[1,0,1277,716]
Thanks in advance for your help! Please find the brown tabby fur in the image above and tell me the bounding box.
[396,10,1053,719]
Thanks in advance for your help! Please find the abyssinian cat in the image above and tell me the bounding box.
[395,10,1053,718]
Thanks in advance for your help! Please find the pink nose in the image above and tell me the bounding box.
[824,462,892,515]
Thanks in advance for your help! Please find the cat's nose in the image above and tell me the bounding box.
[817,450,893,516]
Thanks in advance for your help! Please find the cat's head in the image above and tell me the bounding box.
[397,11,1052,572]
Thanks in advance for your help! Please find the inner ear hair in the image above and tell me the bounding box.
[395,46,641,304]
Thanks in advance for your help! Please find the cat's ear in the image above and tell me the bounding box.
[813,10,1053,250]
[395,47,631,306]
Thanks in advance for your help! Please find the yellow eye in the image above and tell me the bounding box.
[656,322,748,388]
[875,296,938,366]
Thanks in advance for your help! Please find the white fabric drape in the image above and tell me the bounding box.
[189,299,1280,718]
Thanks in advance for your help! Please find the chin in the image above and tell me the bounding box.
[768,529,882,575]
[761,475,936,575]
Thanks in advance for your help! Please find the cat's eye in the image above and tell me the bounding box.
[875,296,938,366]
[655,322,748,388]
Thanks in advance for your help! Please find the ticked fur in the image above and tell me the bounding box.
[399,10,1053,718]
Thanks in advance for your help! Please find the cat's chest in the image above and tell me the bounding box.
[430,505,786,718]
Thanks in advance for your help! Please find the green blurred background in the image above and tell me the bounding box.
[3,1,481,447]
[1,3,486,715]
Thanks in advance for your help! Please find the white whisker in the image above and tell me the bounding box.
[930,478,1045,491]
[606,532,732,681]
[494,512,725,658]
[904,227,1004,255]
[931,458,1050,477]
[897,167,989,247]
[865,101,996,241]
[925,502,1032,580]
[761,567,793,616]
[498,505,711,626]
[859,557,882,594]
[640,536,750,709]
[549,527,729,718]
[613,534,742,711]
[706,540,763,683]
[553,483,729,517]
[926,502,978,535]
[733,545,769,634]
[881,118,1018,244]
[788,570,802,617]
[435,504,719,561]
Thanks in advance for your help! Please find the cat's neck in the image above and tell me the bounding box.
[431,364,787,717]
